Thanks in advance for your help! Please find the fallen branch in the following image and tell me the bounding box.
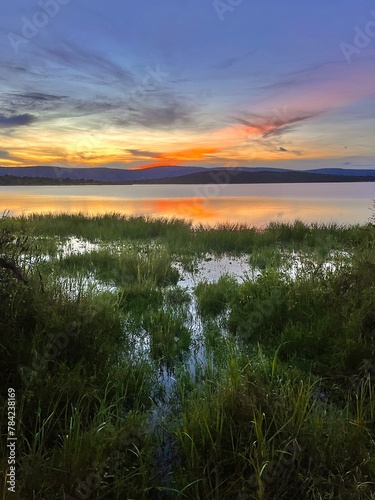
[0,257,28,285]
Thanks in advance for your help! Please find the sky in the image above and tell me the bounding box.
[0,0,374,171]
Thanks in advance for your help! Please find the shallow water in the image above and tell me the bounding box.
[58,236,101,257]
[27,238,353,488]
[174,254,256,290]
[57,273,117,297]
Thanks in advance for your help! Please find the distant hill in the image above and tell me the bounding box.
[0,165,375,185]
[0,166,205,183]
[136,170,375,184]
[305,168,375,177]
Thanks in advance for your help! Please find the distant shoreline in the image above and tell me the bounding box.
[1,173,375,186]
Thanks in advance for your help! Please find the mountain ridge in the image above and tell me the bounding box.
[1,165,375,184]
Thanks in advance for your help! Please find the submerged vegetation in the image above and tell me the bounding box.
[1,212,375,499]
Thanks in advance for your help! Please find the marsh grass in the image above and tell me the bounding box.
[173,349,375,499]
[8,213,372,255]
[16,370,157,499]
[17,212,192,243]
[51,246,179,286]
[195,275,238,317]
[144,309,191,366]
[1,214,374,499]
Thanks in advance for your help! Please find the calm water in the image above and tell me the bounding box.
[1,183,374,227]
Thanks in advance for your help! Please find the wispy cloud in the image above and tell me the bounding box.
[254,59,375,120]
[42,41,135,86]
[16,92,67,102]
[114,92,199,129]
[0,92,119,122]
[2,92,67,114]
[234,111,320,138]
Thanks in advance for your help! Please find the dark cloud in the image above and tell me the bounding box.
[0,91,119,121]
[16,92,67,102]
[0,114,36,128]
[0,150,11,159]
[263,125,296,137]
[1,92,68,115]
[252,139,303,157]
[126,149,159,158]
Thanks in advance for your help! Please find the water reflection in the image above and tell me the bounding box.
[1,183,373,226]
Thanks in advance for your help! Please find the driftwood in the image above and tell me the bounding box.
[0,257,28,285]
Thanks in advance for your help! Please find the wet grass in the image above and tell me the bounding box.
[144,309,191,366]
[196,275,238,317]
[6,212,373,255]
[1,213,375,499]
[54,247,179,287]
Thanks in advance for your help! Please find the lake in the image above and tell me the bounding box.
[1,183,374,227]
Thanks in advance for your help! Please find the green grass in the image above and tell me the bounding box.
[144,309,191,366]
[5,212,373,255]
[195,275,238,316]
[1,213,375,499]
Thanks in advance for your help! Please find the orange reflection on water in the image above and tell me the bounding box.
[1,189,370,227]
[153,199,217,219]
[1,194,218,221]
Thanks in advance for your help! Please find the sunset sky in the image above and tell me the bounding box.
[1,0,374,171]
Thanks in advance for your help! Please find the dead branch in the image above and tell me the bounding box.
[0,257,29,285]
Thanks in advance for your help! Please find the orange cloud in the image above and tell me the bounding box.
[135,146,220,169]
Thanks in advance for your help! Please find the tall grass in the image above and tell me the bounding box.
[1,214,374,498]
[4,213,372,255]
[173,348,375,499]
[144,309,191,366]
[195,275,238,316]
